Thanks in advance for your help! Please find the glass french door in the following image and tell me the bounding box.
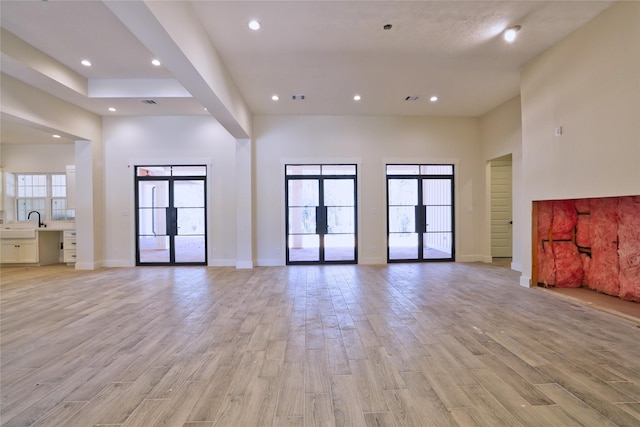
[286,164,357,264]
[135,165,207,265]
[387,164,454,262]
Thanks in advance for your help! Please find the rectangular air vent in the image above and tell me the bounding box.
[404,96,419,101]
[141,99,157,104]
[292,94,306,100]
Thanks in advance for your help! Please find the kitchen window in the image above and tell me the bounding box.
[15,173,75,222]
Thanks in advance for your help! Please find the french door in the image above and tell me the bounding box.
[135,165,207,265]
[387,164,454,262]
[286,164,357,264]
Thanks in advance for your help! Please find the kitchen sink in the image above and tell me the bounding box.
[0,229,37,239]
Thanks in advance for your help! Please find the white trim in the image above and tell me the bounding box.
[210,258,236,267]
[281,159,362,265]
[520,275,532,287]
[236,261,254,269]
[381,158,460,264]
[457,254,483,262]
[74,261,102,270]
[511,261,523,272]
[359,256,386,265]
[127,158,212,266]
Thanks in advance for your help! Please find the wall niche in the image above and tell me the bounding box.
[533,195,640,302]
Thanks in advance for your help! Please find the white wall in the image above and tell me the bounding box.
[253,115,484,266]
[480,96,524,271]
[520,1,640,285]
[102,116,237,267]
[0,143,74,173]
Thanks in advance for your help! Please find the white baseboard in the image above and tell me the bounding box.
[235,261,254,269]
[209,258,235,267]
[520,275,531,288]
[456,254,483,262]
[102,259,134,268]
[359,256,386,265]
[74,261,104,270]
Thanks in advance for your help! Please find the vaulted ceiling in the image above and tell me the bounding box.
[1,0,615,143]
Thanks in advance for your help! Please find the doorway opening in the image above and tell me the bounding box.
[285,164,357,264]
[135,165,207,266]
[386,164,454,262]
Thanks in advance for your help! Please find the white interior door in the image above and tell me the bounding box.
[491,156,512,258]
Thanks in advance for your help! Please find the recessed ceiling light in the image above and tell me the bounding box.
[504,25,521,43]
[52,134,61,138]
[353,95,361,101]
[204,107,208,111]
[151,59,161,66]
[108,107,116,112]
[248,20,261,31]
[430,95,438,102]
[271,95,280,101]
[81,59,92,67]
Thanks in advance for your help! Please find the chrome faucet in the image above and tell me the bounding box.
[27,210,44,228]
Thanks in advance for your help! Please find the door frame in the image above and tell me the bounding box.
[386,164,455,263]
[285,164,358,265]
[134,165,208,266]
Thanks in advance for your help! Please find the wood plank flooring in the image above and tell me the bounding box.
[1,262,639,426]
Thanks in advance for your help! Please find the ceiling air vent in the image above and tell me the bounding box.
[404,96,419,101]
[141,99,157,104]
[292,94,306,100]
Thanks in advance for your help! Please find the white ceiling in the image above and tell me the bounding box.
[0,0,615,144]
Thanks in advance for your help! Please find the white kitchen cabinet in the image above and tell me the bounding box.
[0,230,61,265]
[1,239,38,263]
[63,230,77,264]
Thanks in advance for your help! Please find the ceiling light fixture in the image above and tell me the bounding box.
[248,20,261,31]
[271,95,280,101]
[108,107,116,112]
[353,95,361,101]
[504,25,521,43]
[81,59,92,67]
[430,95,438,102]
[151,59,161,66]
[52,134,61,138]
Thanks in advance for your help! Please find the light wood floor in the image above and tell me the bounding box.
[1,262,639,426]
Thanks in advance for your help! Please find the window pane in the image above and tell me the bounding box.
[137,166,171,176]
[286,165,321,175]
[174,180,204,207]
[387,165,419,175]
[172,166,206,176]
[389,206,415,233]
[423,179,452,205]
[388,179,417,205]
[324,179,354,206]
[288,180,319,206]
[288,207,317,234]
[327,206,354,234]
[322,165,356,175]
[421,165,453,175]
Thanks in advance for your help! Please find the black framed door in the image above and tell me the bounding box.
[286,164,357,264]
[387,164,454,262]
[135,165,207,265]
